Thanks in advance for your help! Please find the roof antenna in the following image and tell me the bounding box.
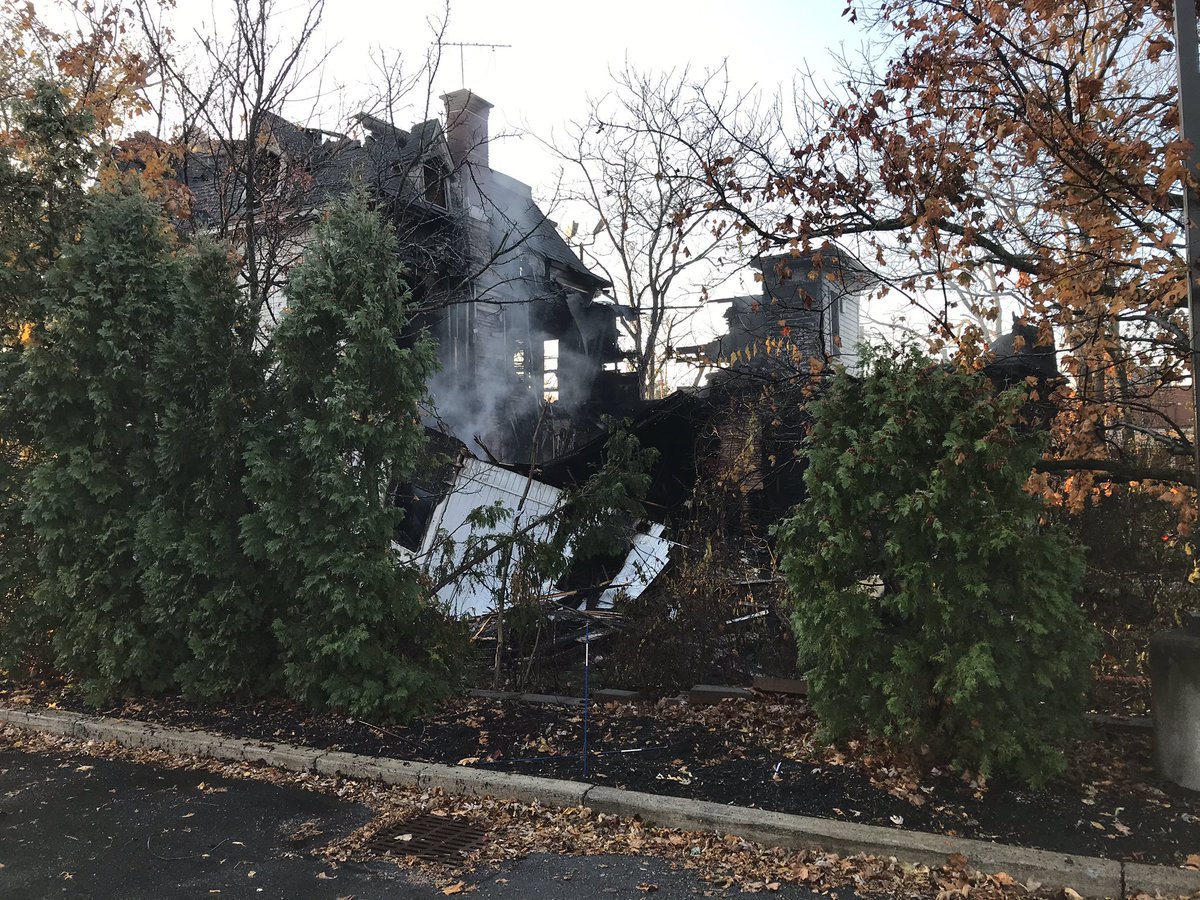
[444,41,511,89]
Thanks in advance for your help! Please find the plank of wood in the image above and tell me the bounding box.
[687,684,756,706]
[752,676,810,696]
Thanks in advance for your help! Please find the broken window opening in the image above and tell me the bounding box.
[423,160,447,208]
[543,338,559,402]
[513,341,529,380]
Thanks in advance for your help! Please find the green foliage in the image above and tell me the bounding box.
[18,187,177,697]
[2,166,462,717]
[0,81,96,659]
[243,193,461,719]
[0,80,96,322]
[554,420,659,564]
[775,345,1097,785]
[136,241,274,697]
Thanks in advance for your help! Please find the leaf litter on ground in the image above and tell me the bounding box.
[7,723,1188,900]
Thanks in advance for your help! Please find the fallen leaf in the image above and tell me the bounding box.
[636,884,658,894]
[946,853,968,869]
[441,882,472,895]
[456,757,480,766]
[1186,853,1200,869]
[890,815,904,825]
[1064,888,1084,900]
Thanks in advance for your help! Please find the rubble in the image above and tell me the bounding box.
[399,448,672,621]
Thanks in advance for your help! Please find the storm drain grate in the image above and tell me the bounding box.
[365,813,487,863]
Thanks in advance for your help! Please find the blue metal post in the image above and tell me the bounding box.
[582,621,590,778]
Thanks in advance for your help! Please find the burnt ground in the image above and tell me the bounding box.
[2,678,1198,869]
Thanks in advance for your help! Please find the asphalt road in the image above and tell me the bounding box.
[0,746,846,899]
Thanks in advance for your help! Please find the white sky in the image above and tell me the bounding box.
[316,0,862,190]
[156,0,861,205]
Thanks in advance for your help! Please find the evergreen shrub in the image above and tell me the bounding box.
[775,346,1097,784]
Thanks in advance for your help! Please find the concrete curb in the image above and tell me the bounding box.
[1,705,1196,899]
[582,787,1123,896]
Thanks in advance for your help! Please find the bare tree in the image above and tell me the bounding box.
[553,63,780,399]
[135,0,330,339]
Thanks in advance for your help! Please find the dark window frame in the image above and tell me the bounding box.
[423,160,447,208]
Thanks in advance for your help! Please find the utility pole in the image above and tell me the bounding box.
[1173,0,1200,489]
[443,41,511,89]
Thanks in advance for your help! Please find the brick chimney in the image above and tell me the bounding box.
[441,89,493,171]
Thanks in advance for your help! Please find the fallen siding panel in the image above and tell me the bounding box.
[420,457,566,616]
[597,523,671,609]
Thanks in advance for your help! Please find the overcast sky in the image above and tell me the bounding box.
[157,0,862,191]
[318,0,862,189]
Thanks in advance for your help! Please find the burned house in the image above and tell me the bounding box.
[179,106,882,627]
[429,91,637,462]
[703,250,868,376]
[183,90,630,464]
[626,249,874,535]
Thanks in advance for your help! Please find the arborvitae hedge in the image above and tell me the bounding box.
[137,241,275,698]
[776,347,1097,785]
[0,82,96,658]
[19,187,177,698]
[2,147,461,716]
[241,194,461,717]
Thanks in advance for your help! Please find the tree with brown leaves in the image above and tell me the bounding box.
[698,0,1197,522]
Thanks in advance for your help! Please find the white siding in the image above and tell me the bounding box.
[418,458,567,616]
[415,456,673,617]
[596,523,671,609]
[839,292,861,373]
